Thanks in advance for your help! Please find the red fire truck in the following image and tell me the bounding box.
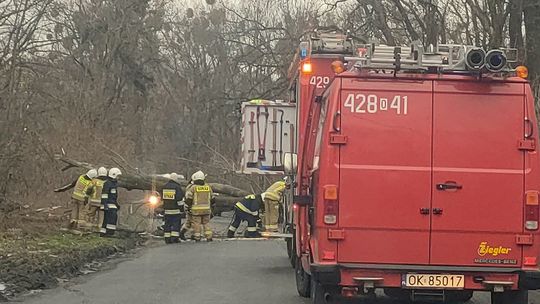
[285,39,540,304]
[283,30,354,263]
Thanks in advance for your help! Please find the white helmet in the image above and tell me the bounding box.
[191,170,205,181]
[98,167,108,177]
[109,167,122,179]
[170,173,179,181]
[163,173,171,179]
[86,169,98,179]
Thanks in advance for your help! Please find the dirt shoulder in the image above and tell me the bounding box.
[0,230,144,301]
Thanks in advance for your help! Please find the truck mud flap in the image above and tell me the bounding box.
[311,264,341,285]
[519,271,540,290]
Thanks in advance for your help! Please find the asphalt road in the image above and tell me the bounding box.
[22,239,540,304]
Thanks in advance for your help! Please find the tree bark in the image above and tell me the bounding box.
[509,0,524,50]
[364,0,396,45]
[424,0,439,48]
[524,0,540,82]
[53,155,249,211]
[390,0,420,42]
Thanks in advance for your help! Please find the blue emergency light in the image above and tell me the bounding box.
[300,48,307,59]
[299,42,309,59]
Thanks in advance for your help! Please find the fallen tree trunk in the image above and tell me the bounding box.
[53,155,249,213]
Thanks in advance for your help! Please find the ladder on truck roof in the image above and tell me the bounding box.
[307,30,355,55]
[287,30,355,80]
[346,43,518,74]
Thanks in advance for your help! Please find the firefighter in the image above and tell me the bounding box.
[262,180,286,232]
[184,171,213,242]
[85,167,108,231]
[161,173,184,244]
[69,169,98,229]
[100,167,122,237]
[179,178,194,241]
[179,201,192,241]
[227,194,264,238]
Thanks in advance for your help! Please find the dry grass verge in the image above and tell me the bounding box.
[0,230,143,301]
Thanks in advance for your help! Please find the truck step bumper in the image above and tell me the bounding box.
[310,263,540,291]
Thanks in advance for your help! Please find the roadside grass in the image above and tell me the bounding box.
[0,230,142,299]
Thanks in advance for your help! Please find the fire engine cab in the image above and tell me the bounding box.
[284,30,354,263]
[285,33,540,304]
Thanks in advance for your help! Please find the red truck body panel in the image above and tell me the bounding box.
[338,78,432,265]
[430,80,524,267]
[295,70,540,292]
[291,57,344,257]
[295,57,337,175]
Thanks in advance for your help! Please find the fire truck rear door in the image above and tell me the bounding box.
[337,78,432,264]
[430,80,524,267]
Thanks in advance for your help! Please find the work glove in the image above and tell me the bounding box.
[178,202,185,213]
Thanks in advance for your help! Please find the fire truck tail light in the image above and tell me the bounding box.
[302,62,313,74]
[525,191,539,230]
[323,185,338,224]
[526,191,539,205]
[324,200,338,225]
[324,214,337,225]
[526,219,538,230]
[323,185,338,200]
[516,66,529,79]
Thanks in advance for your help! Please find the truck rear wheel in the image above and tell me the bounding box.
[287,229,296,268]
[491,290,528,304]
[295,257,311,298]
[310,276,329,304]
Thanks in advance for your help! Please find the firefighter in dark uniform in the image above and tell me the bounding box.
[227,194,265,238]
[161,173,184,244]
[100,167,122,237]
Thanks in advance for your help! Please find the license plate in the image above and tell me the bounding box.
[403,274,464,289]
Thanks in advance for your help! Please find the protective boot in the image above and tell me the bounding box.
[247,231,261,238]
[179,228,187,241]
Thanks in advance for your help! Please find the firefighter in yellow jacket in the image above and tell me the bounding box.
[85,167,109,231]
[69,169,98,228]
[184,171,213,242]
[262,180,286,232]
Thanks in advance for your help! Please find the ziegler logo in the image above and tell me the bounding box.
[477,242,512,257]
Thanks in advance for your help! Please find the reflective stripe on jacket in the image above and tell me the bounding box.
[71,175,92,201]
[190,184,212,215]
[162,181,184,212]
[101,179,118,208]
[263,181,285,202]
[235,202,258,216]
[89,178,106,204]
